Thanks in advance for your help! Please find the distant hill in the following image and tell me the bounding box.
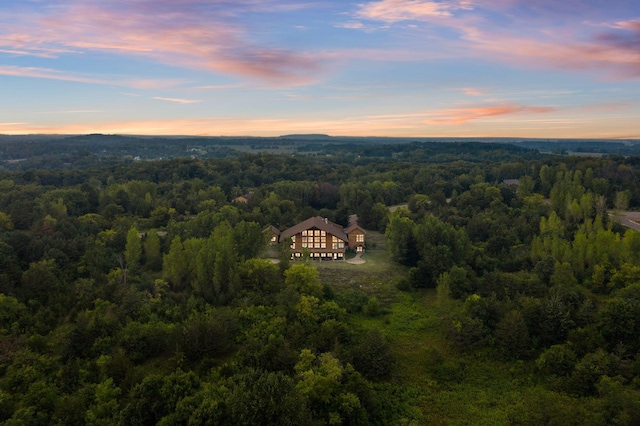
[279,134,332,139]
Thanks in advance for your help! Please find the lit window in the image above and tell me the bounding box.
[321,230,326,236]
[356,234,364,243]
[321,243,326,248]
[302,230,307,236]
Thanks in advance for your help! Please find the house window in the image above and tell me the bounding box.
[270,236,277,242]
[290,236,296,249]
[302,230,308,236]
[321,243,326,248]
[356,234,364,243]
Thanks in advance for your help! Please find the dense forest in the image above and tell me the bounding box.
[2,134,639,172]
[1,139,640,424]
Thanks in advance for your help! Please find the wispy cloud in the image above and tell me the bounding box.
[353,0,640,79]
[36,110,103,114]
[461,87,484,96]
[355,0,469,23]
[335,21,366,29]
[0,65,184,89]
[190,83,246,90]
[0,122,28,126]
[466,31,640,79]
[0,48,57,58]
[153,97,202,104]
[0,0,322,85]
[424,103,556,124]
[2,106,638,139]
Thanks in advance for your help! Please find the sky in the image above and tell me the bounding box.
[1,0,640,138]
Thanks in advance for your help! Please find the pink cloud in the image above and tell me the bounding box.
[354,1,640,79]
[153,97,202,104]
[467,31,640,78]
[613,20,640,32]
[461,87,484,96]
[2,106,638,139]
[356,0,463,23]
[425,103,556,124]
[335,21,366,29]
[0,1,322,85]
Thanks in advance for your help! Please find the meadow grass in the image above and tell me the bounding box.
[315,232,549,425]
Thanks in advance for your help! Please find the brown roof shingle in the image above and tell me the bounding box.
[280,216,348,242]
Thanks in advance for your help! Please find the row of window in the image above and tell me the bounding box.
[302,236,326,243]
[291,234,345,249]
[290,231,363,248]
[293,252,344,259]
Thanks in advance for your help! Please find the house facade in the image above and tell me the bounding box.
[271,216,365,260]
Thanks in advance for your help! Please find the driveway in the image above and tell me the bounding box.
[611,211,640,231]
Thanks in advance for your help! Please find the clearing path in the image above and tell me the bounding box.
[346,252,366,264]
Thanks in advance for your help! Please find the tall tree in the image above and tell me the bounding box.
[125,226,142,273]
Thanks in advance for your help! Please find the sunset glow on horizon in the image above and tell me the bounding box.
[1,0,640,138]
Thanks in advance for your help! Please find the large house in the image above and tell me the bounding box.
[268,216,365,260]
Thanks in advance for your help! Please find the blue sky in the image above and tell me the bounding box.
[1,0,640,138]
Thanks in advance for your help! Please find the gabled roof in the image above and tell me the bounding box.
[344,224,366,234]
[280,216,348,242]
[264,225,281,236]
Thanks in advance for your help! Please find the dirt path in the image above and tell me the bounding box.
[346,252,366,264]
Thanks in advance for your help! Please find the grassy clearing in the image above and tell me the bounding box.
[312,233,546,425]
[378,289,539,425]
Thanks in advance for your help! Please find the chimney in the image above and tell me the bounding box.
[324,218,328,224]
